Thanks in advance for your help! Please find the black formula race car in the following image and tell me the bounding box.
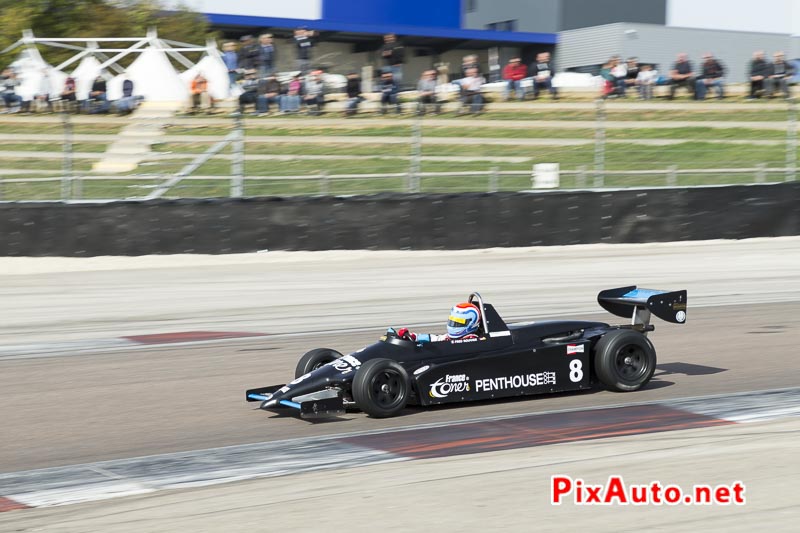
[246,286,687,419]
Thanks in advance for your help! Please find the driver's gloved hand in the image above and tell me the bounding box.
[397,328,417,341]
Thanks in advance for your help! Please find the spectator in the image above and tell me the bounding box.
[237,70,259,113]
[379,70,400,114]
[1,68,23,113]
[303,70,325,115]
[748,51,770,100]
[502,57,527,101]
[636,64,658,100]
[115,77,137,115]
[461,54,479,77]
[59,75,77,112]
[222,41,239,88]
[669,53,695,99]
[599,56,619,98]
[33,69,53,112]
[86,75,110,114]
[458,66,485,114]
[280,74,303,113]
[293,28,317,74]
[767,51,795,99]
[191,72,210,113]
[695,53,725,100]
[344,72,362,116]
[256,73,281,115]
[237,35,259,71]
[530,52,558,100]
[416,69,441,115]
[257,34,276,78]
[623,57,640,96]
[610,55,627,96]
[379,33,405,85]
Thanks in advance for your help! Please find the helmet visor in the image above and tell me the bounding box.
[448,315,468,328]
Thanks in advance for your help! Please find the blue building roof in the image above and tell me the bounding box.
[206,13,558,45]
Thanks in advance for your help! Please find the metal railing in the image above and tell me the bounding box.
[0,98,797,201]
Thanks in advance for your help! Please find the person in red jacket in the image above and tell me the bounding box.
[502,57,527,101]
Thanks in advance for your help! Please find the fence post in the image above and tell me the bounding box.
[319,171,330,195]
[230,111,245,197]
[488,166,499,192]
[666,165,678,187]
[408,115,422,193]
[593,98,606,187]
[61,111,73,200]
[576,165,587,188]
[756,163,767,183]
[787,98,797,182]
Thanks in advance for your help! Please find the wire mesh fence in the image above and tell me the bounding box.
[0,99,797,201]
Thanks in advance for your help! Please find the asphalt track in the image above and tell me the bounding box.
[0,300,796,473]
[1,239,799,530]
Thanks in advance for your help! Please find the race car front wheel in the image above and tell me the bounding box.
[295,348,343,379]
[593,329,657,392]
[352,358,410,418]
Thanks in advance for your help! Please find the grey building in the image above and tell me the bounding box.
[463,0,667,33]
[465,0,800,83]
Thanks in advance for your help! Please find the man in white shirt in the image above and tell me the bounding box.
[530,52,558,100]
[459,67,485,114]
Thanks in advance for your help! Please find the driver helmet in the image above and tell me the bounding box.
[447,302,481,338]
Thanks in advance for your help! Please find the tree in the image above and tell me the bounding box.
[0,0,212,66]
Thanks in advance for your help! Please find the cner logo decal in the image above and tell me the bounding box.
[429,374,470,398]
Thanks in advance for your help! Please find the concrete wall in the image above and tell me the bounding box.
[464,0,667,33]
[464,0,561,34]
[560,0,666,31]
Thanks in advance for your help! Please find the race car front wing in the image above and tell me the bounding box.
[246,386,345,419]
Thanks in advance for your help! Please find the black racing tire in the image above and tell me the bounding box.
[351,358,410,418]
[294,348,343,379]
[593,329,657,392]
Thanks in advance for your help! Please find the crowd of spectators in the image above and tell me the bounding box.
[595,50,794,101]
[1,67,141,115]
[3,29,799,117]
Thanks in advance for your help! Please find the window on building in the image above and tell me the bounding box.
[466,0,477,13]
[485,20,516,32]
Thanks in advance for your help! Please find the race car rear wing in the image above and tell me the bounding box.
[598,286,687,329]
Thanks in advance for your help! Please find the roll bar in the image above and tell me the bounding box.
[467,292,490,335]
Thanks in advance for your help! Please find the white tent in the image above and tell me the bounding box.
[3,31,223,103]
[71,55,105,100]
[124,46,190,102]
[179,54,231,100]
[10,49,67,100]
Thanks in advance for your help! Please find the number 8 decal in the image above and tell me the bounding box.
[569,359,583,382]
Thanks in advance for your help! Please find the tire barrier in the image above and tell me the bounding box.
[1,183,798,256]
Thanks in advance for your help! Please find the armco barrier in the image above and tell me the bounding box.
[0,183,798,256]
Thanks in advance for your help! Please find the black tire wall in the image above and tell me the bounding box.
[1,183,798,256]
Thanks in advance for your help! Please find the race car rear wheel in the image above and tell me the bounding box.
[295,348,343,379]
[352,358,410,418]
[593,329,656,392]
